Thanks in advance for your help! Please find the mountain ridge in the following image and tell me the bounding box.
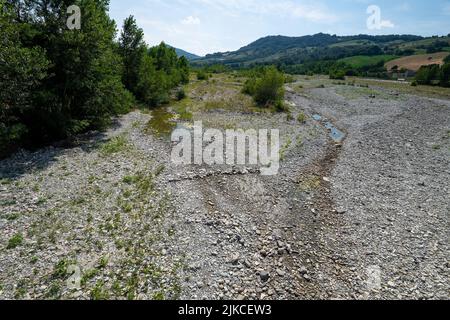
[195,33,450,68]
[169,46,201,61]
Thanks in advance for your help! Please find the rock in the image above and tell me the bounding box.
[260,271,270,282]
[323,177,330,182]
[299,266,308,275]
[230,253,240,265]
[276,269,286,277]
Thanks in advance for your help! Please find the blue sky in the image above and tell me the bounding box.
[109,0,450,56]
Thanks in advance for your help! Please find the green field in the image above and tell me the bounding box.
[339,55,398,68]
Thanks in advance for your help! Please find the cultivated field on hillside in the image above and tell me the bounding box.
[385,52,450,71]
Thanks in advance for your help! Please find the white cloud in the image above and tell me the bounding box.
[181,16,201,25]
[380,20,395,28]
[192,0,338,23]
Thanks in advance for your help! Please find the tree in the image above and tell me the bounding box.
[1,0,133,154]
[415,64,440,85]
[136,54,168,106]
[0,0,50,154]
[440,63,450,87]
[119,15,146,95]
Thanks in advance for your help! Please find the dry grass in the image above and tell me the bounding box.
[385,52,450,72]
[348,77,450,100]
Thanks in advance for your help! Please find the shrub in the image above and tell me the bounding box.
[297,112,307,123]
[253,66,285,107]
[284,74,295,83]
[329,70,346,80]
[7,233,23,249]
[242,77,257,95]
[415,64,440,85]
[197,70,209,81]
[176,88,186,101]
[411,81,418,87]
[440,63,450,87]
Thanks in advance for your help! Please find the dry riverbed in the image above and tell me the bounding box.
[0,75,449,300]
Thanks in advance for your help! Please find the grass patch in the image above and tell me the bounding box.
[81,269,99,286]
[297,112,307,123]
[45,283,61,299]
[339,55,398,69]
[5,213,20,221]
[122,172,155,194]
[7,233,23,249]
[91,281,110,300]
[280,138,292,161]
[53,259,71,278]
[0,178,12,185]
[100,135,129,156]
[299,175,322,192]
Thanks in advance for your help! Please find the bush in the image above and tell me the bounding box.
[411,81,418,87]
[197,70,209,81]
[176,88,186,101]
[415,64,441,85]
[297,112,307,123]
[253,66,285,107]
[329,70,346,80]
[284,74,295,83]
[242,77,257,95]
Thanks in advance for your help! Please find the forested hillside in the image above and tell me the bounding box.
[195,33,450,79]
[0,0,189,157]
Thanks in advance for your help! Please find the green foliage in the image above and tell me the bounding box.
[338,55,397,69]
[1,0,134,156]
[0,3,190,157]
[242,66,285,108]
[100,135,129,156]
[440,63,450,87]
[7,233,23,249]
[329,70,346,80]
[119,21,189,107]
[415,64,441,85]
[196,70,209,81]
[176,88,186,101]
[119,16,146,94]
[297,112,307,123]
[284,74,295,83]
[413,62,450,88]
[242,77,257,96]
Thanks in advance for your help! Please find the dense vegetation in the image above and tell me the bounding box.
[242,66,285,110]
[0,0,188,157]
[195,33,450,79]
[414,63,450,87]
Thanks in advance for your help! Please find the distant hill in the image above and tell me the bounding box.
[194,33,450,69]
[170,46,201,61]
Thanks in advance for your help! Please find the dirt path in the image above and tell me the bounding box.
[0,81,448,300]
